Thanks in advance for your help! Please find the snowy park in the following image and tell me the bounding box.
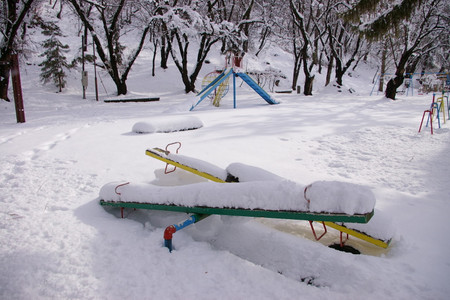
[1,1,450,299]
[1,50,450,298]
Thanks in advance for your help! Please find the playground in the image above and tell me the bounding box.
[1,56,450,299]
[371,72,450,96]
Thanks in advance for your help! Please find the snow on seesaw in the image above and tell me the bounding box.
[1,61,450,299]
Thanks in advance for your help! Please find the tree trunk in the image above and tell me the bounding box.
[178,64,193,93]
[385,48,411,100]
[335,60,344,86]
[0,64,11,101]
[334,36,361,87]
[0,0,36,101]
[325,55,334,86]
[379,48,387,92]
[239,0,254,53]
[385,75,403,100]
[301,47,314,95]
[168,31,218,94]
[290,0,315,96]
[304,75,314,96]
[116,80,127,96]
[291,57,301,91]
[152,38,158,77]
[291,49,301,90]
[160,35,170,69]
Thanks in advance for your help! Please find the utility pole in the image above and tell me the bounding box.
[81,26,88,99]
[10,54,26,123]
[93,39,99,101]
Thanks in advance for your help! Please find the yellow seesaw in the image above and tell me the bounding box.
[145,144,391,249]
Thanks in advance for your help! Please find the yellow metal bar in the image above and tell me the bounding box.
[437,97,446,123]
[145,148,226,183]
[323,221,391,248]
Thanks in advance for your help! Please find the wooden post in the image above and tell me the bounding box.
[81,34,86,99]
[93,39,99,101]
[10,54,26,123]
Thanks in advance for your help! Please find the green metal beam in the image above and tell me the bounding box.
[100,200,374,223]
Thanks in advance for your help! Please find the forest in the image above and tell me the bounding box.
[1,0,449,101]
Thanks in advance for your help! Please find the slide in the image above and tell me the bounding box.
[236,73,279,105]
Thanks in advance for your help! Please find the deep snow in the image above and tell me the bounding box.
[1,34,450,300]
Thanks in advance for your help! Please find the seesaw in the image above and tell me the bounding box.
[100,143,392,252]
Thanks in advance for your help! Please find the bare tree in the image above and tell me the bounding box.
[68,0,152,96]
[0,0,37,101]
[345,0,448,100]
[290,0,325,95]
[384,1,447,99]
[159,4,222,93]
[327,23,362,87]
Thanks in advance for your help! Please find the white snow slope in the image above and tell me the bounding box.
[1,48,450,299]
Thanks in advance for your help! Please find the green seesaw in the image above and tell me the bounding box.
[100,143,391,252]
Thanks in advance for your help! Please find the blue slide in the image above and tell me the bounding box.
[236,73,279,105]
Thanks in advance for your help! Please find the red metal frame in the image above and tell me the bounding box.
[114,182,130,195]
[339,231,349,247]
[309,221,327,241]
[164,142,182,174]
[309,221,350,247]
[304,185,311,205]
[114,182,130,218]
[164,225,177,241]
[418,110,433,134]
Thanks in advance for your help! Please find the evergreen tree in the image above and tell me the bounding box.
[39,22,70,92]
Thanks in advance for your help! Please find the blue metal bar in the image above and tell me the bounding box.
[426,102,440,128]
[164,214,209,252]
[233,72,237,108]
[236,73,279,104]
[197,70,226,97]
[190,69,233,111]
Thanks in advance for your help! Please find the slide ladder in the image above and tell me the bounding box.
[190,68,234,111]
[236,72,279,104]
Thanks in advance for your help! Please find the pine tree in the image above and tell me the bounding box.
[344,0,423,40]
[38,22,70,92]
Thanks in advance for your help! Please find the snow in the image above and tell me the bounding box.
[100,180,310,212]
[100,166,374,214]
[132,116,203,133]
[304,181,375,214]
[1,32,450,300]
[226,162,285,182]
[342,209,395,241]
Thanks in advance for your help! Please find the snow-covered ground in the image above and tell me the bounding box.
[1,43,450,299]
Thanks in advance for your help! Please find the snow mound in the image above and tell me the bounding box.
[100,180,309,211]
[226,163,285,182]
[343,209,395,241]
[100,178,376,215]
[132,116,203,133]
[304,181,376,214]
